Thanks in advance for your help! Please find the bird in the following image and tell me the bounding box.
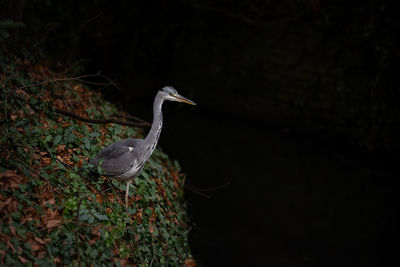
[90,86,196,210]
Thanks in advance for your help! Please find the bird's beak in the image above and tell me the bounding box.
[174,94,196,105]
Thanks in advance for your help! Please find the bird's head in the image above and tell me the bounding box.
[159,86,196,105]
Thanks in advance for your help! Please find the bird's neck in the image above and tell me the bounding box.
[144,93,164,149]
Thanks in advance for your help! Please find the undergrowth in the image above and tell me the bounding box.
[0,50,195,266]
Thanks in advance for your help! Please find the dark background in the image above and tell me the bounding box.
[2,1,399,266]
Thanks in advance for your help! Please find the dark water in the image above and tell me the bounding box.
[158,105,398,267]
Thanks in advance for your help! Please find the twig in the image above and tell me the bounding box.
[186,182,231,192]
[111,113,149,124]
[6,74,119,93]
[9,151,56,197]
[55,108,151,128]
[184,182,232,198]
[56,158,75,171]
[24,187,63,196]
[184,185,211,199]
[30,171,56,198]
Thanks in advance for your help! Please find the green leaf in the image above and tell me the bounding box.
[43,135,52,144]
[54,135,62,145]
[19,184,27,192]
[0,51,192,265]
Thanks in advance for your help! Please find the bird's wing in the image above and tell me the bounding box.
[90,139,142,176]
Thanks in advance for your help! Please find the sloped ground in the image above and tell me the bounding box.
[0,51,195,266]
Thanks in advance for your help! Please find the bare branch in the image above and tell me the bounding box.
[6,73,120,93]
[55,108,151,128]
[186,181,231,192]
[184,185,211,199]
[111,113,148,124]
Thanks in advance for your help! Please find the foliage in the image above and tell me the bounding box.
[0,49,194,266]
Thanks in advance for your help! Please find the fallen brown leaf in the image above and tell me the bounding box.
[10,114,17,121]
[56,145,66,153]
[9,225,16,236]
[15,89,30,100]
[91,227,101,237]
[10,180,20,190]
[134,208,143,224]
[18,255,28,264]
[34,236,51,245]
[6,238,16,252]
[27,239,42,252]
[46,219,62,230]
[0,198,9,211]
[42,157,52,166]
[95,193,103,204]
[43,208,59,220]
[0,249,5,264]
[37,251,47,259]
[41,198,55,207]
[0,170,26,187]
[149,207,156,223]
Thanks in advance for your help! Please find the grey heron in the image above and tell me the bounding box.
[90,86,196,210]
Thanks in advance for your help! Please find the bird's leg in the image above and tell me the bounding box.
[125,179,132,212]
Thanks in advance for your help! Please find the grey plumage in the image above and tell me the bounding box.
[90,86,196,210]
[90,139,142,177]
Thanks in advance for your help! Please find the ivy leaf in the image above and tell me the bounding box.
[54,135,62,145]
